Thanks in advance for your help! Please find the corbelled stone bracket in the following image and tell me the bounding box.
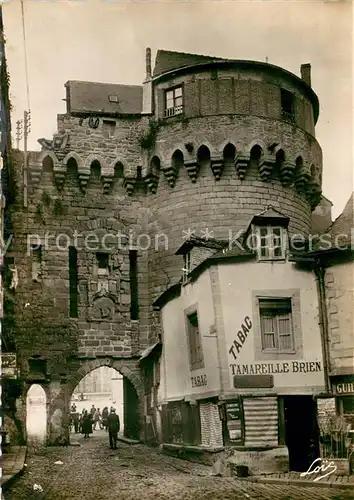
[235,153,250,180]
[78,171,90,193]
[102,175,114,194]
[259,156,275,182]
[144,173,159,194]
[123,177,136,196]
[29,161,42,190]
[306,180,322,210]
[184,159,199,183]
[210,156,224,181]
[53,166,67,190]
[280,161,295,186]
[294,166,311,192]
[163,164,179,188]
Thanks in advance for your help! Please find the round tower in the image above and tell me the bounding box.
[143,54,323,297]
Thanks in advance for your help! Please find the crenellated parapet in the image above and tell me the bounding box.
[26,149,144,198]
[141,138,322,209]
[26,133,322,211]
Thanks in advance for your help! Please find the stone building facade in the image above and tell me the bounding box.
[317,194,354,471]
[6,48,325,448]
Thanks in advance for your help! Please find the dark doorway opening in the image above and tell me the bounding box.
[283,396,319,472]
[123,377,140,440]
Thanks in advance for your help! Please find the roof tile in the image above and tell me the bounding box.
[66,80,143,115]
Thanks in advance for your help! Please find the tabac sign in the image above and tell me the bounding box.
[1,353,18,378]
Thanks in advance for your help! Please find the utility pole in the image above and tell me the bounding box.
[23,109,31,208]
[16,119,23,150]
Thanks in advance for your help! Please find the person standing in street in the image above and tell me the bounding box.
[81,410,93,438]
[107,408,120,449]
[93,408,101,430]
[102,407,109,431]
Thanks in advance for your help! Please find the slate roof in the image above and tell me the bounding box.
[329,193,353,240]
[153,50,228,77]
[175,234,228,255]
[250,206,290,227]
[211,245,255,260]
[292,193,354,257]
[139,342,162,362]
[65,80,143,115]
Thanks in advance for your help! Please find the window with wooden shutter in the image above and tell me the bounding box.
[187,311,204,371]
[259,298,294,352]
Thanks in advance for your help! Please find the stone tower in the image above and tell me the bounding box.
[7,49,322,444]
[144,50,322,299]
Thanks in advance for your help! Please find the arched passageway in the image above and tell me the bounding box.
[26,384,47,447]
[69,366,140,441]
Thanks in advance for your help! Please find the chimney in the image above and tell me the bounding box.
[300,64,311,87]
[146,47,152,80]
[142,47,152,115]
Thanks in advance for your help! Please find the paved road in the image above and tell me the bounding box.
[4,430,354,500]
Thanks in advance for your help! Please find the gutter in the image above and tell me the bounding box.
[314,263,331,394]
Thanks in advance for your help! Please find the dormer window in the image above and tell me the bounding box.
[165,86,183,118]
[247,207,289,261]
[255,226,287,261]
[182,252,191,283]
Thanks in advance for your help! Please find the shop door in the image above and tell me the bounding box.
[283,396,319,472]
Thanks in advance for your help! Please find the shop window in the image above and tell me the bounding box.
[165,86,183,117]
[259,298,294,352]
[342,397,354,428]
[255,225,287,261]
[168,402,184,444]
[186,311,204,371]
[220,399,244,445]
[162,401,201,446]
[280,88,295,122]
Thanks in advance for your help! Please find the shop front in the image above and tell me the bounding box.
[317,377,354,474]
[333,377,354,466]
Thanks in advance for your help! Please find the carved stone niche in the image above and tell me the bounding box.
[91,295,116,322]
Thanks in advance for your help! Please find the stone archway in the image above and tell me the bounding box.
[26,384,47,448]
[45,358,143,445]
[66,358,142,397]
[66,358,143,442]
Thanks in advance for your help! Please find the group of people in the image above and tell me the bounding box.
[70,404,120,449]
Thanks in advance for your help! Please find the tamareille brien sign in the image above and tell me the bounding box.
[1,353,17,378]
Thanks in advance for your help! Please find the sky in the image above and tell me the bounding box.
[3,0,353,218]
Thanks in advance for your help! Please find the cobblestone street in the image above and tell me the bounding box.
[4,431,354,500]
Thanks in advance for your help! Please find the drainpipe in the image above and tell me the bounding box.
[314,262,331,394]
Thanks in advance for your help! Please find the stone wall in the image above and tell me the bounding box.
[325,263,354,374]
[6,58,324,445]
[154,66,317,136]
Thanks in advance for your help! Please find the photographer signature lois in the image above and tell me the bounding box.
[300,458,337,482]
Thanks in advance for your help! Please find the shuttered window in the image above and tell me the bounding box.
[259,298,293,352]
[187,312,204,370]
